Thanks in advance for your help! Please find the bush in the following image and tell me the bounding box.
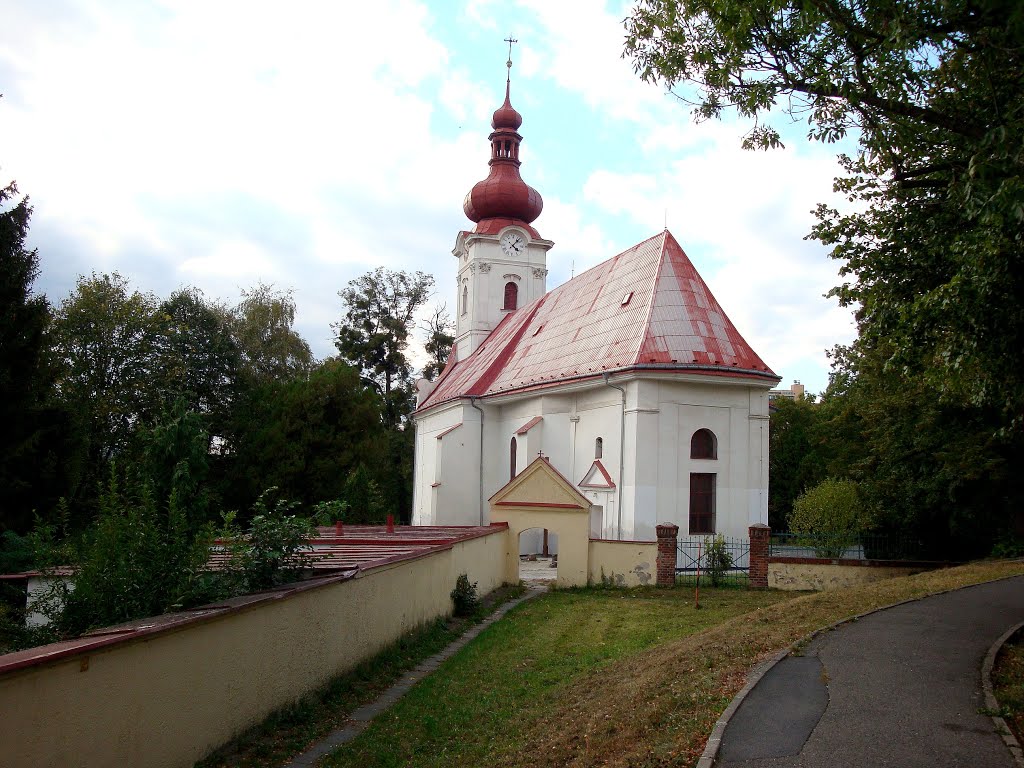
[219,489,318,592]
[788,478,872,557]
[450,574,478,617]
[703,535,734,586]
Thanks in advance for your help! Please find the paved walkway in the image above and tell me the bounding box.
[715,576,1024,768]
[283,586,544,767]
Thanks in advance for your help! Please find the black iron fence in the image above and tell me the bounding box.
[769,532,927,561]
[676,535,750,587]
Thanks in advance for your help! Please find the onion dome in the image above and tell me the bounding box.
[491,84,522,131]
[463,78,543,230]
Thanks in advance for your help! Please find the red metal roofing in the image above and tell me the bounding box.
[515,416,543,435]
[418,230,778,411]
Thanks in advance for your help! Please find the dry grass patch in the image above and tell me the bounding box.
[513,561,1024,768]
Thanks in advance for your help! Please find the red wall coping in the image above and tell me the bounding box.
[0,524,510,678]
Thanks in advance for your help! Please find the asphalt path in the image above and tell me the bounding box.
[716,576,1024,768]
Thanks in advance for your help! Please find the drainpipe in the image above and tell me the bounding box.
[470,396,485,526]
[602,372,626,540]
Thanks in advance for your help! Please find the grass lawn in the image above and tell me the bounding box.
[322,560,1024,768]
[993,628,1024,747]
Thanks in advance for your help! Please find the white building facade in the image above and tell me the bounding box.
[412,75,779,546]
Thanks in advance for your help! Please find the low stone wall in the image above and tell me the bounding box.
[768,557,937,591]
[588,539,657,587]
[0,526,506,768]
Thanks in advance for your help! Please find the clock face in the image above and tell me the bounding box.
[500,231,526,257]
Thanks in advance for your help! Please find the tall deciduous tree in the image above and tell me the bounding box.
[626,0,1024,551]
[626,0,1024,428]
[50,273,161,510]
[154,288,240,429]
[231,283,312,385]
[334,268,434,428]
[421,304,455,381]
[223,358,386,511]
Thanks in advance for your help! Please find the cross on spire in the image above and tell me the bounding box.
[504,35,518,80]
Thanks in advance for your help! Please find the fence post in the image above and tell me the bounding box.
[748,524,770,589]
[656,523,679,588]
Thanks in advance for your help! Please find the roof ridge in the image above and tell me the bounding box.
[630,230,669,367]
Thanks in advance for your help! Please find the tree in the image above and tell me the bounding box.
[49,273,161,515]
[0,181,73,533]
[153,288,239,432]
[334,268,434,428]
[222,359,386,511]
[231,283,312,385]
[768,397,825,531]
[421,304,455,381]
[625,0,1024,552]
[626,0,1024,430]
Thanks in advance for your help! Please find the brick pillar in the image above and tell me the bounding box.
[749,524,770,589]
[656,523,679,588]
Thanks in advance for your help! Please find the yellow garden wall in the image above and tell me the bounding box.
[0,528,506,768]
[588,540,657,587]
[768,560,928,591]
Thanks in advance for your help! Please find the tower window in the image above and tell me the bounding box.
[690,428,717,459]
[503,281,518,310]
[461,284,468,316]
[510,436,517,480]
[595,437,603,459]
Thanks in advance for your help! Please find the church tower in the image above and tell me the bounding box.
[453,54,553,362]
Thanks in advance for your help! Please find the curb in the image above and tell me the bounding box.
[981,620,1024,768]
[696,572,1024,768]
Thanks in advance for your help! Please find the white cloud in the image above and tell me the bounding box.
[1,0,859,392]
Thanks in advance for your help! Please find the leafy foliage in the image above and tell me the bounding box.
[53,467,214,636]
[0,181,76,533]
[218,489,318,592]
[334,267,434,428]
[450,573,479,617]
[222,359,386,512]
[789,478,872,558]
[703,535,734,587]
[421,304,455,381]
[232,283,313,385]
[627,0,1024,553]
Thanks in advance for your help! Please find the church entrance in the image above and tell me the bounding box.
[518,527,557,584]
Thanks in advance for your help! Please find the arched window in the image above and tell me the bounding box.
[510,436,517,480]
[461,284,468,316]
[595,437,603,459]
[503,281,518,310]
[690,429,717,459]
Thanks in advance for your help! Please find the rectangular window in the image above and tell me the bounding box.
[689,473,716,534]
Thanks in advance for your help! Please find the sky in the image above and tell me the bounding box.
[1,0,859,396]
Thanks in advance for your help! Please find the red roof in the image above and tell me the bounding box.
[418,230,778,411]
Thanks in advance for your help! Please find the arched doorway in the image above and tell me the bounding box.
[518,527,558,584]
[489,456,592,587]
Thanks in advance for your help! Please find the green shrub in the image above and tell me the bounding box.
[788,478,872,558]
[704,535,734,586]
[450,574,478,617]
[219,489,318,592]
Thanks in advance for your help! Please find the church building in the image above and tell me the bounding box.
[411,69,780,548]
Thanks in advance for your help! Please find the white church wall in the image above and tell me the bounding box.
[413,375,771,543]
[412,402,480,527]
